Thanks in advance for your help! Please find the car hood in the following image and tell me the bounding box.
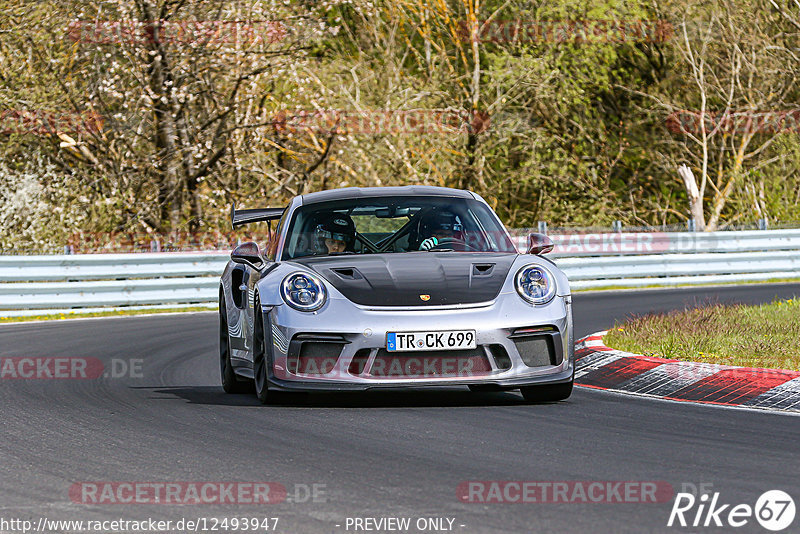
[288,252,517,307]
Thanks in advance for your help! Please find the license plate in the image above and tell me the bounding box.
[386,330,477,352]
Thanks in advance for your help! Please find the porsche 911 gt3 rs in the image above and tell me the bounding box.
[219,186,573,404]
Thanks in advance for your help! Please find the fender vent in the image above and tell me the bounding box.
[231,266,249,309]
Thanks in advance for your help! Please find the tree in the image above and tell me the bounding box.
[1,0,324,237]
[645,0,800,230]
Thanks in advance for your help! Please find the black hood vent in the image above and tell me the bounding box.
[472,263,495,276]
[289,253,517,307]
[329,267,363,280]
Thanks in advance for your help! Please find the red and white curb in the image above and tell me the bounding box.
[574,332,800,413]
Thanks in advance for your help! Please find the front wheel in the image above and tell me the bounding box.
[252,300,275,404]
[220,297,251,394]
[519,380,573,403]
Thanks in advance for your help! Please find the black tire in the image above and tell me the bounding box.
[220,296,251,394]
[252,299,274,404]
[519,380,573,403]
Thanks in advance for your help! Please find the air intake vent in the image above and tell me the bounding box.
[472,263,495,276]
[348,349,371,375]
[510,326,556,337]
[330,267,363,280]
[513,335,556,368]
[487,344,512,370]
[287,333,349,375]
[290,342,344,374]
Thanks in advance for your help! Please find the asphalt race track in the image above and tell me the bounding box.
[1,284,799,534]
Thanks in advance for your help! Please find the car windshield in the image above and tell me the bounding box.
[281,196,517,259]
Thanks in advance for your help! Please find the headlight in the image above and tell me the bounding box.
[281,272,327,311]
[515,265,556,305]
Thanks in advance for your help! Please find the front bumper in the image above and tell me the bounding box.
[265,292,574,392]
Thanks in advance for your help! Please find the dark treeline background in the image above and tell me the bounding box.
[2,0,800,250]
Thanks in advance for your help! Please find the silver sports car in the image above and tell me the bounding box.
[219,186,573,404]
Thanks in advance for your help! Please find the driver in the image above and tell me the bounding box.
[419,211,463,250]
[315,214,356,254]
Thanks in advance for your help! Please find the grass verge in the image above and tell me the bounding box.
[0,306,216,324]
[573,276,800,292]
[603,298,800,371]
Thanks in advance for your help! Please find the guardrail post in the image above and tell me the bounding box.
[150,238,161,252]
[687,218,696,232]
[758,218,769,230]
[537,221,548,235]
[611,221,623,257]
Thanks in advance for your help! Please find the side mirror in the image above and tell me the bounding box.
[231,241,264,268]
[527,233,554,255]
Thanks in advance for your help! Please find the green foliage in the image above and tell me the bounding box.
[1,0,800,250]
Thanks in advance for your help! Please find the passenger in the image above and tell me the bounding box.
[315,215,356,254]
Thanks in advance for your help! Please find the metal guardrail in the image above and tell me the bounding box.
[515,229,800,289]
[559,252,800,289]
[0,252,229,281]
[1,230,799,316]
[510,229,800,257]
[0,253,227,316]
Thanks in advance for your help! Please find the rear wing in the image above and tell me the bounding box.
[230,202,285,228]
